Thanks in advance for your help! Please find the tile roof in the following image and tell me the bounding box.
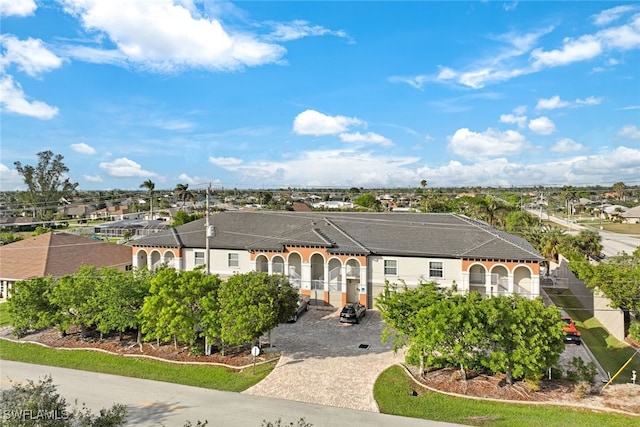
[0,232,132,281]
[132,211,544,262]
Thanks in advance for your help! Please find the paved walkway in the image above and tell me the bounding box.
[243,307,404,412]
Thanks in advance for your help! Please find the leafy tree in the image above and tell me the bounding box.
[410,292,486,378]
[140,179,155,218]
[0,376,127,427]
[570,248,640,334]
[376,281,446,353]
[481,295,564,384]
[93,267,151,343]
[353,193,380,210]
[173,210,198,226]
[612,181,626,201]
[141,268,220,348]
[13,151,79,221]
[49,266,101,337]
[218,272,297,352]
[7,277,57,337]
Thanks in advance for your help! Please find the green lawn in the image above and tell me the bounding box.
[547,289,640,383]
[0,339,274,392]
[0,303,10,327]
[374,365,638,427]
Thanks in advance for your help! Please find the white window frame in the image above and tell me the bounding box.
[228,252,239,268]
[384,259,398,276]
[429,261,444,278]
[195,252,205,266]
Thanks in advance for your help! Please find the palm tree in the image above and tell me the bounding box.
[174,183,193,210]
[612,182,626,201]
[539,227,567,263]
[140,179,155,219]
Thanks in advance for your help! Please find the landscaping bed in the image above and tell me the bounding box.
[1,326,278,368]
[409,366,640,415]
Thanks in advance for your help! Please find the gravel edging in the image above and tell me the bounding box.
[0,336,280,370]
[398,363,640,417]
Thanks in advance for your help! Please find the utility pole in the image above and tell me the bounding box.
[205,183,211,275]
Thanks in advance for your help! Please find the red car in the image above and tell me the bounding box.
[561,311,582,345]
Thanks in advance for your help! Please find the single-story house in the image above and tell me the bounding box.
[130,212,545,308]
[0,232,132,300]
[621,205,640,224]
[93,219,170,239]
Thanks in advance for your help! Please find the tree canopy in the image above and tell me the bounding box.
[13,151,78,220]
[377,281,565,383]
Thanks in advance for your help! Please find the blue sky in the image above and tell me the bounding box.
[1,0,639,192]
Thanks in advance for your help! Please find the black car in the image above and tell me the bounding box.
[288,295,310,322]
[339,302,366,324]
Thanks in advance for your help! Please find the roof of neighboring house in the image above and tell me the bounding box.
[132,211,544,262]
[621,205,640,218]
[0,232,132,281]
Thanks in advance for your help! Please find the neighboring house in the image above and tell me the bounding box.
[90,205,132,221]
[93,219,170,239]
[0,232,132,300]
[621,205,640,224]
[0,217,39,231]
[131,212,545,308]
[58,204,97,219]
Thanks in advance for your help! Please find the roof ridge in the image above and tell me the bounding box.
[322,217,370,254]
[456,214,543,259]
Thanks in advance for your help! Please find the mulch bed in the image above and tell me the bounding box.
[409,366,640,414]
[3,326,278,367]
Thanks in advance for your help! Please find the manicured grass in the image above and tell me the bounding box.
[0,339,275,392]
[374,365,638,427]
[547,289,640,383]
[0,303,10,327]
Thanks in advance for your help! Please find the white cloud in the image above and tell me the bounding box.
[513,105,527,115]
[209,156,244,167]
[551,138,587,153]
[0,163,23,190]
[387,75,428,90]
[530,35,603,68]
[70,142,97,155]
[536,95,602,110]
[210,148,422,187]
[617,124,640,140]
[575,96,602,106]
[177,173,214,185]
[0,35,63,77]
[265,20,351,42]
[536,95,570,110]
[60,0,286,72]
[339,131,393,147]
[292,109,363,136]
[592,5,638,26]
[0,75,59,119]
[499,113,527,129]
[528,116,556,135]
[83,174,103,182]
[0,0,36,17]
[448,128,528,159]
[99,157,158,178]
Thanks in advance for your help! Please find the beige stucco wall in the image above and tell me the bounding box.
[593,288,626,341]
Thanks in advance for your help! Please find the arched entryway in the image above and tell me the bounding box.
[272,255,285,275]
[469,264,486,294]
[491,265,509,295]
[513,266,533,297]
[309,253,325,304]
[287,252,302,288]
[136,249,148,269]
[255,254,268,273]
[327,257,342,307]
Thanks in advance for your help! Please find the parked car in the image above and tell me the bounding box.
[339,302,366,324]
[288,295,310,322]
[561,310,582,345]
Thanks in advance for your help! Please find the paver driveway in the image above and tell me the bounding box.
[243,306,404,412]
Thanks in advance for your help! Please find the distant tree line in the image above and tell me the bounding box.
[7,267,298,355]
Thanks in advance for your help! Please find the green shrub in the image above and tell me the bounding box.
[566,357,597,384]
[629,320,640,342]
